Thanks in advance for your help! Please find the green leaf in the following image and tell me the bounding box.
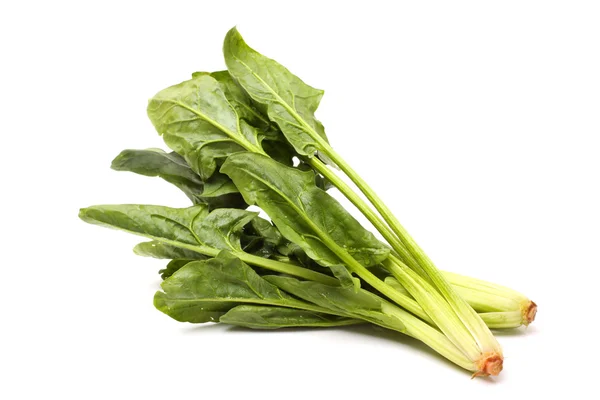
[79,204,208,245]
[154,251,332,323]
[111,148,246,209]
[201,174,239,198]
[221,153,390,286]
[147,73,266,180]
[133,240,206,260]
[240,216,285,258]
[299,161,333,191]
[79,204,257,254]
[265,275,405,332]
[220,305,361,329]
[223,27,329,159]
[193,208,258,252]
[206,71,272,130]
[80,204,340,285]
[246,217,284,247]
[159,259,193,280]
[260,137,295,166]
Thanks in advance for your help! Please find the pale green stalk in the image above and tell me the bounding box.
[383,256,481,361]
[478,312,524,329]
[382,303,475,371]
[385,273,536,329]
[442,271,536,326]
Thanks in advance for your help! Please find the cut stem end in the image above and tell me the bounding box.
[523,301,538,326]
[472,353,504,377]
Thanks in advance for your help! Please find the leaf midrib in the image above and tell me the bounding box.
[161,295,345,316]
[159,98,261,153]
[237,167,344,266]
[233,56,328,150]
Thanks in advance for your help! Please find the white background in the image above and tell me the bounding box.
[2,1,599,398]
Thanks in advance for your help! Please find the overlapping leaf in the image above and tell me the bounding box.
[159,259,194,280]
[224,28,329,159]
[221,153,390,287]
[205,71,272,130]
[133,240,205,260]
[240,216,285,258]
[220,305,360,329]
[154,251,335,323]
[79,204,258,255]
[265,275,405,332]
[147,73,267,180]
[112,148,246,209]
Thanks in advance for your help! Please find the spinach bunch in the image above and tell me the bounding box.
[80,27,536,377]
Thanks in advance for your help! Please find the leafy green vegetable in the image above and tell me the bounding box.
[223,27,329,158]
[79,204,338,284]
[223,28,504,376]
[78,27,541,377]
[154,251,342,323]
[240,216,285,258]
[111,148,246,209]
[265,275,405,332]
[156,252,405,334]
[147,73,269,180]
[220,305,361,329]
[133,240,205,260]
[159,259,193,280]
[222,153,389,287]
[205,71,272,130]
[80,204,208,246]
[194,208,258,251]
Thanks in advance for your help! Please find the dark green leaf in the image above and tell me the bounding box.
[147,73,267,180]
[111,148,246,209]
[193,208,258,251]
[224,27,329,159]
[240,217,283,258]
[265,275,405,332]
[220,305,361,329]
[159,259,193,280]
[133,240,206,260]
[261,139,295,166]
[154,251,332,323]
[79,204,258,254]
[245,216,284,247]
[298,161,333,191]
[80,204,339,284]
[221,153,390,287]
[201,174,238,198]
[205,71,272,130]
[79,204,207,246]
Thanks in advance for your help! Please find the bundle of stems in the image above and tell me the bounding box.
[79,27,536,377]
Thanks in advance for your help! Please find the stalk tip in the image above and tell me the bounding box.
[472,353,503,377]
[523,301,537,326]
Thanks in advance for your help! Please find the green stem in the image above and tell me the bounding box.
[308,158,426,276]
[147,237,338,285]
[319,146,435,279]
[442,271,529,303]
[317,145,501,355]
[238,252,339,285]
[479,311,523,329]
[384,276,529,329]
[382,303,475,371]
[384,255,481,361]
[452,286,520,313]
[385,274,519,313]
[279,205,434,324]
